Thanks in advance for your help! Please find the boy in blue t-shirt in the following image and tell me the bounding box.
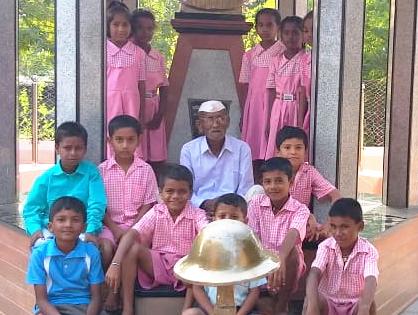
[23,121,106,247]
[26,196,104,315]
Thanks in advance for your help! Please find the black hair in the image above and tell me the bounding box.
[132,8,155,24]
[158,163,193,190]
[329,198,363,223]
[281,16,303,31]
[303,10,313,23]
[260,157,293,180]
[108,115,142,137]
[55,121,88,146]
[255,8,281,26]
[107,1,131,38]
[214,193,248,216]
[49,196,87,223]
[276,126,308,149]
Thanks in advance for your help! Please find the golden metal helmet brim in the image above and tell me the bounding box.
[173,219,280,286]
[174,252,279,286]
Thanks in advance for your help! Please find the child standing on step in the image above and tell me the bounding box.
[131,9,169,173]
[239,8,284,179]
[105,164,208,315]
[106,1,146,157]
[264,16,311,159]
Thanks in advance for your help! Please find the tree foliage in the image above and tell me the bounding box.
[19,0,55,78]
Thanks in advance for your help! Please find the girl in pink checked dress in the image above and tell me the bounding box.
[106,1,146,157]
[131,9,169,170]
[264,16,311,159]
[239,8,285,178]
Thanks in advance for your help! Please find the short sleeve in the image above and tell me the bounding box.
[143,166,158,205]
[26,249,46,285]
[194,209,209,232]
[266,59,277,89]
[247,199,261,238]
[363,245,379,280]
[159,54,169,87]
[138,48,146,81]
[87,245,105,285]
[311,241,330,272]
[310,167,336,200]
[289,205,310,242]
[239,51,251,83]
[132,207,157,238]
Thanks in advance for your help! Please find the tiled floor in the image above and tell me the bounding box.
[400,299,418,315]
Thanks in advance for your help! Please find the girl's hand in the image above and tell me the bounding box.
[268,261,286,291]
[306,214,319,242]
[106,264,121,292]
[146,112,163,130]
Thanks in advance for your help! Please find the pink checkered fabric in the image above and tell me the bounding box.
[107,40,146,81]
[312,237,379,304]
[99,156,157,226]
[145,49,169,86]
[291,163,336,207]
[132,202,208,256]
[239,41,285,83]
[248,194,310,254]
[266,50,311,88]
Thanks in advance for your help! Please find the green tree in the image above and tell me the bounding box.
[19,0,55,78]
[363,0,390,80]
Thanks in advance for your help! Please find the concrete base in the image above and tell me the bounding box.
[135,296,185,315]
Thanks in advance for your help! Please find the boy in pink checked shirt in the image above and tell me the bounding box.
[248,157,310,315]
[304,198,378,315]
[106,164,208,315]
[99,115,158,311]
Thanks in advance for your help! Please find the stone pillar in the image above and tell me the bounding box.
[78,1,105,163]
[56,1,105,164]
[0,1,17,204]
[311,0,365,221]
[384,0,418,207]
[278,0,307,18]
[56,0,77,123]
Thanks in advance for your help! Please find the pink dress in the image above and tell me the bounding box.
[239,41,285,160]
[106,39,146,157]
[141,49,169,162]
[302,49,312,138]
[263,50,311,159]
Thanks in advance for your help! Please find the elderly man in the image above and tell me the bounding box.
[180,100,254,213]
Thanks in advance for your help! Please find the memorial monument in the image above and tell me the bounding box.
[166,0,251,161]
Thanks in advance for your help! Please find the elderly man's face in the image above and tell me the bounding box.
[198,109,229,142]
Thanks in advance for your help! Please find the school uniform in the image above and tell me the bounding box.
[264,51,311,159]
[180,135,254,207]
[98,156,158,245]
[247,194,310,289]
[132,202,208,291]
[311,237,379,315]
[106,39,146,157]
[239,41,285,160]
[141,48,169,162]
[23,160,106,236]
[26,238,104,314]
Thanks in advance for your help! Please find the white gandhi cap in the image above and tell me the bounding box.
[198,100,226,113]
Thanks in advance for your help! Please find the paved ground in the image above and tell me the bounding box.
[400,299,418,315]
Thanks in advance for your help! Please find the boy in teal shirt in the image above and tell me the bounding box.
[23,121,106,246]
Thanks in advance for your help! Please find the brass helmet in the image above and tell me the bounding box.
[174,219,279,286]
